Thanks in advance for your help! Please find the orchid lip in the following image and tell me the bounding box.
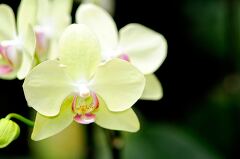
[0,39,22,74]
[71,91,99,124]
[0,65,13,75]
[74,113,96,124]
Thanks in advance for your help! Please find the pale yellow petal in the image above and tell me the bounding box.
[141,74,163,100]
[23,60,74,116]
[90,59,145,111]
[76,3,118,54]
[119,23,167,74]
[0,4,16,40]
[95,96,140,132]
[31,96,74,141]
[59,24,101,81]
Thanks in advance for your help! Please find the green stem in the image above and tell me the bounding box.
[34,53,41,66]
[5,113,34,127]
[105,130,123,159]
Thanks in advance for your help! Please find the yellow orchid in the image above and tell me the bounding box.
[23,24,145,140]
[0,0,36,79]
[76,4,167,100]
[34,0,73,61]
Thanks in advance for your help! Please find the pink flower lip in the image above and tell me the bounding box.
[0,65,13,75]
[74,113,96,124]
[71,92,99,124]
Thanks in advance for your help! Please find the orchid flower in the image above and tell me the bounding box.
[0,0,36,79]
[34,0,73,61]
[76,4,167,100]
[23,24,145,140]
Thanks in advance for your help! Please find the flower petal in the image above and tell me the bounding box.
[82,0,115,16]
[90,58,145,111]
[17,25,36,79]
[0,64,17,80]
[76,4,118,54]
[36,0,72,38]
[0,4,16,40]
[31,96,74,141]
[59,24,101,81]
[47,40,59,60]
[141,74,163,100]
[52,14,71,39]
[17,0,37,34]
[51,0,73,15]
[0,58,17,80]
[95,96,140,132]
[119,23,167,74]
[49,0,73,39]
[36,0,49,23]
[23,60,74,116]
[0,65,12,74]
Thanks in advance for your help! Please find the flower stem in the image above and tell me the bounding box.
[86,124,95,159]
[105,130,123,159]
[5,113,34,127]
[34,53,41,66]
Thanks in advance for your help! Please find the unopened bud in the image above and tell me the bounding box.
[0,118,20,148]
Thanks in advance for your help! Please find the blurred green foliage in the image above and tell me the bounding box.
[183,0,227,57]
[123,123,223,159]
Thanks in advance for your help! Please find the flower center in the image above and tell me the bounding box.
[72,91,99,124]
[34,24,53,56]
[0,38,22,75]
[118,53,130,62]
[102,48,131,62]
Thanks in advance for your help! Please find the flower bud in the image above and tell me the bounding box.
[0,118,20,148]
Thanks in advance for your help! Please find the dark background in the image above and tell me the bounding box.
[1,0,240,158]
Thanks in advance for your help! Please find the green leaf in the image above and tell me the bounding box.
[123,124,223,159]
